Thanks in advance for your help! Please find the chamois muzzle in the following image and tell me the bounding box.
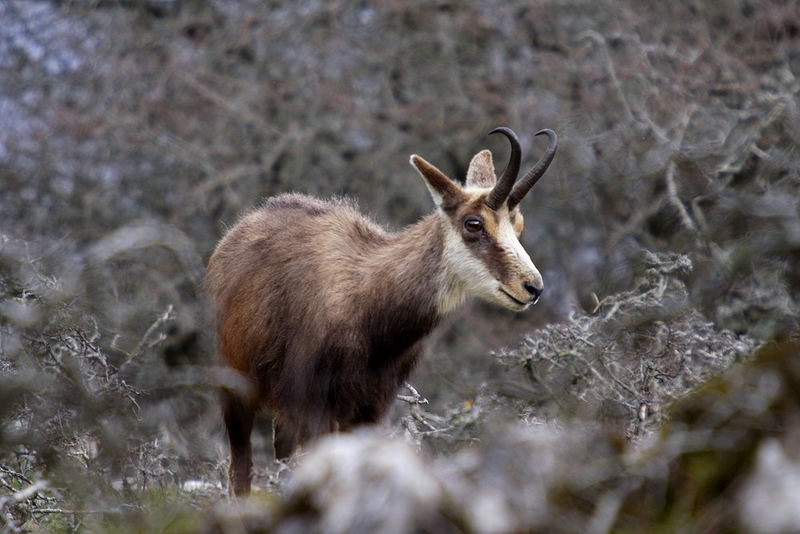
[523,281,543,302]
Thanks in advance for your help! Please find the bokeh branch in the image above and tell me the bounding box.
[1,0,799,532]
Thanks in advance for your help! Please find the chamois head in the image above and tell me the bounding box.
[410,127,557,313]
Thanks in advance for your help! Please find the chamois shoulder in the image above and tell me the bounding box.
[260,193,351,217]
[254,193,392,243]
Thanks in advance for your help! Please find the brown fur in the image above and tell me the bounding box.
[207,145,547,495]
[207,194,450,494]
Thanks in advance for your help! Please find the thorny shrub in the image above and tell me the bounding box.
[1,0,799,532]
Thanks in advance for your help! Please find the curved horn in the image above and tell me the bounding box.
[507,129,558,211]
[484,127,521,211]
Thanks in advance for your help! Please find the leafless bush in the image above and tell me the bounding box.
[1,0,799,531]
[0,235,225,532]
[197,337,800,534]
[491,250,757,437]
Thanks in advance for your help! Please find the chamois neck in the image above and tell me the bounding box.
[367,213,464,319]
[353,214,449,367]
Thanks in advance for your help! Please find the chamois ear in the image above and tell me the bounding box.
[410,154,463,208]
[465,149,496,188]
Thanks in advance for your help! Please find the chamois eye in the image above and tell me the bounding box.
[464,218,483,233]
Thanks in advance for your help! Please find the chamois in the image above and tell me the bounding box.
[206,126,557,495]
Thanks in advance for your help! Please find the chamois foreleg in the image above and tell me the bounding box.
[341,345,422,430]
[273,406,335,459]
[338,395,388,430]
[222,389,255,496]
[273,343,337,458]
[272,415,297,460]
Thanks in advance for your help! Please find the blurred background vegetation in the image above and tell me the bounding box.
[1,0,798,532]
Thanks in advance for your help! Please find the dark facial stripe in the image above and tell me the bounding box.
[465,231,513,284]
[443,197,518,285]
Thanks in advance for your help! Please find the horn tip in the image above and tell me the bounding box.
[534,128,558,141]
[488,126,515,137]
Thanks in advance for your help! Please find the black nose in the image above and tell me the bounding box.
[523,282,542,301]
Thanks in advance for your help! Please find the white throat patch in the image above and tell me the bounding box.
[435,222,497,314]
